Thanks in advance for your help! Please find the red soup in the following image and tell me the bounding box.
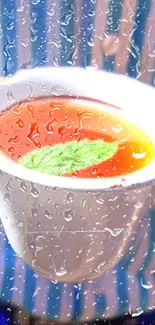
[0,97,154,178]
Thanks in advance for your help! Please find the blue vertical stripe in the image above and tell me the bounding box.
[116,237,141,315]
[1,0,18,76]
[46,282,62,319]
[30,0,47,67]
[72,283,84,321]
[78,0,96,67]
[103,0,124,70]
[136,211,155,310]
[23,265,36,313]
[116,267,129,315]
[136,272,148,311]
[127,0,152,78]
[151,59,155,86]
[60,0,76,66]
[103,55,115,72]
[0,240,16,303]
[95,293,106,319]
[105,0,124,35]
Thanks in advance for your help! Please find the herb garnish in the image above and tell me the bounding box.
[19,139,118,176]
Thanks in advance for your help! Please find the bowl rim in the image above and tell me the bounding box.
[0,66,155,191]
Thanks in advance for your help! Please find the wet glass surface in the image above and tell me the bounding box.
[0,0,155,323]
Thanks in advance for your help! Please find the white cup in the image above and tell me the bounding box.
[0,67,155,283]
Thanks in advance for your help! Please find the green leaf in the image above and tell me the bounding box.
[18,139,118,176]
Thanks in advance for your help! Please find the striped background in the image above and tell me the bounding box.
[0,0,155,83]
[0,0,155,322]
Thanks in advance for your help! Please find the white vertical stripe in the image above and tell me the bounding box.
[127,273,141,313]
[0,3,4,76]
[91,0,109,68]
[46,0,60,67]
[148,276,155,310]
[16,0,31,70]
[12,257,25,306]
[81,271,118,322]
[139,0,155,83]
[0,224,6,294]
[73,0,82,66]
[93,270,118,319]
[127,211,155,311]
[33,277,49,316]
[103,271,118,319]
[79,282,96,322]
[115,0,137,73]
[143,207,155,309]
[146,272,155,309]
[128,217,150,275]
[59,285,73,322]
[143,250,155,309]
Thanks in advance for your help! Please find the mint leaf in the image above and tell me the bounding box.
[18,139,118,176]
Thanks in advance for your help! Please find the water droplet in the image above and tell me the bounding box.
[36,235,45,242]
[20,39,29,48]
[92,167,97,175]
[112,125,123,133]
[66,192,74,203]
[132,152,146,159]
[32,0,40,4]
[47,5,55,17]
[7,21,15,31]
[26,83,34,100]
[27,122,41,148]
[3,193,11,204]
[30,185,40,198]
[8,135,19,144]
[64,209,74,221]
[40,84,46,93]
[96,198,105,205]
[45,121,54,134]
[50,85,66,96]
[20,180,27,192]
[52,187,59,192]
[132,215,138,221]
[132,308,143,317]
[27,104,35,117]
[34,247,43,258]
[79,215,85,220]
[18,221,24,227]
[134,202,143,209]
[8,147,14,153]
[54,203,59,209]
[58,126,66,137]
[6,90,14,102]
[44,210,53,220]
[87,39,94,47]
[17,6,24,13]
[81,198,87,208]
[95,261,105,273]
[5,181,11,191]
[36,222,41,228]
[47,197,52,203]
[55,267,67,277]
[108,196,118,202]
[104,228,123,237]
[10,286,18,292]
[16,118,24,128]
[140,278,153,289]
[31,208,37,218]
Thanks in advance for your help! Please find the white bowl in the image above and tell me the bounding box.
[0,67,155,283]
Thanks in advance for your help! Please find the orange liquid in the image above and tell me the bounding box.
[0,97,154,178]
